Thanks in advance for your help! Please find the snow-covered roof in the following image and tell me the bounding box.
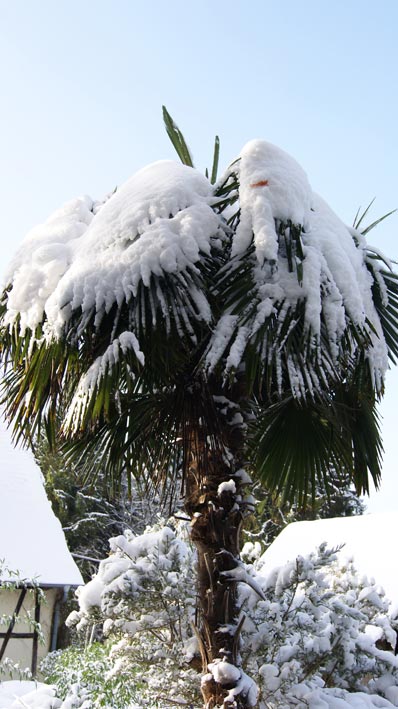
[0,421,83,587]
[260,514,398,614]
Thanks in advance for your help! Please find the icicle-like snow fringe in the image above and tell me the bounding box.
[206,141,391,392]
[3,142,394,395]
[4,161,223,339]
[64,331,144,433]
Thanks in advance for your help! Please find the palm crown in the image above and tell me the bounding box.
[1,110,397,504]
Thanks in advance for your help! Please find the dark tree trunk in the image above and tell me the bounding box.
[183,404,257,709]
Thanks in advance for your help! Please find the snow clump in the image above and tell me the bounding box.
[39,522,398,708]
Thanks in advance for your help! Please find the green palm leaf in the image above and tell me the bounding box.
[252,378,382,507]
[162,106,194,167]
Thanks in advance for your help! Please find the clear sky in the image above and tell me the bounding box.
[0,0,396,512]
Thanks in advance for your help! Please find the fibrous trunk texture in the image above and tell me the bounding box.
[183,410,256,709]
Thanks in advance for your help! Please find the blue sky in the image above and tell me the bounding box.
[0,0,397,511]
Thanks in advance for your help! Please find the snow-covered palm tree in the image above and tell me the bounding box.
[1,109,397,708]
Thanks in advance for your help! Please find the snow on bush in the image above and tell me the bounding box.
[72,521,196,647]
[38,522,398,708]
[48,520,202,707]
[0,680,61,708]
[241,542,398,706]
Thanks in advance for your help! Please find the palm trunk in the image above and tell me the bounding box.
[183,405,257,709]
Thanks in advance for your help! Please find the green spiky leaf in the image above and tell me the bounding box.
[162,106,194,167]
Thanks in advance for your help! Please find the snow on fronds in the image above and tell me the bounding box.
[207,141,391,389]
[309,194,387,367]
[232,140,312,263]
[3,141,394,394]
[63,332,144,432]
[206,314,239,372]
[4,161,222,338]
[225,325,250,371]
[4,196,94,334]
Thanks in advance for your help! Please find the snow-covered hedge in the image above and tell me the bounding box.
[40,522,398,708]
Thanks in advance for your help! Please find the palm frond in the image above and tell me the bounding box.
[251,373,382,508]
[162,106,194,167]
[0,326,77,447]
[210,135,220,185]
[353,199,397,236]
[59,372,227,506]
[358,201,398,366]
[352,198,376,230]
[369,268,398,364]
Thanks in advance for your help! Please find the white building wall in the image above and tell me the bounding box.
[0,587,59,680]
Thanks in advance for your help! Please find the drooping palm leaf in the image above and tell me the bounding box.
[352,202,398,365]
[251,376,383,507]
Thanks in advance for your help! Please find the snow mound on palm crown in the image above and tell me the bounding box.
[232,139,313,262]
[208,139,390,389]
[3,141,392,391]
[3,161,222,337]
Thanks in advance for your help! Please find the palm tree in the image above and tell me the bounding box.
[1,109,397,708]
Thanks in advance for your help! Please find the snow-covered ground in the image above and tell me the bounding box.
[0,680,397,708]
[0,681,59,709]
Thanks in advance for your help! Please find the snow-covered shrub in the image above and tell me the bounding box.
[42,524,398,708]
[41,640,201,708]
[241,543,398,706]
[41,642,146,708]
[70,520,197,653]
[46,521,201,707]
